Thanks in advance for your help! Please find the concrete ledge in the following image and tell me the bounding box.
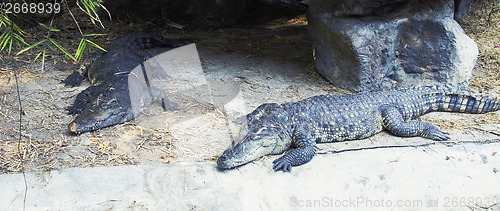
[2,142,499,210]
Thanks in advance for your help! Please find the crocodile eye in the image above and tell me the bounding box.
[256,127,267,134]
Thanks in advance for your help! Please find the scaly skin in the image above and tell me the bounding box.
[217,86,500,172]
[64,33,194,133]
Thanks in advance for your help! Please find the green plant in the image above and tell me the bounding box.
[0,8,28,54]
[1,0,109,69]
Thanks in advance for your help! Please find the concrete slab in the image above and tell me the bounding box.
[2,142,499,210]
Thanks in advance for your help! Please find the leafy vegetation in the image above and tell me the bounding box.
[0,0,108,67]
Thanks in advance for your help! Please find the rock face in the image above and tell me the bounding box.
[308,0,478,92]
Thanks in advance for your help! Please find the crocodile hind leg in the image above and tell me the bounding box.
[381,106,450,141]
[149,86,178,111]
[161,98,178,111]
[273,128,317,172]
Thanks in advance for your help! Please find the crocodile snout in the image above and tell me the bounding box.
[216,149,234,169]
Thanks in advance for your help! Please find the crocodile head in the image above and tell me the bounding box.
[217,105,291,170]
[69,90,134,133]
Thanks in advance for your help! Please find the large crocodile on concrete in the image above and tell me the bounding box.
[64,33,194,133]
[217,86,500,172]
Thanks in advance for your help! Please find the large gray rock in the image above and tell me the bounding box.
[308,0,478,92]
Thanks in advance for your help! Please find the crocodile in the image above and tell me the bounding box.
[64,33,195,133]
[217,86,500,172]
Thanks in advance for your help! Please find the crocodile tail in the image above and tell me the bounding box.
[438,93,500,114]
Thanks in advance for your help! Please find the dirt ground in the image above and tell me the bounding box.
[0,2,499,174]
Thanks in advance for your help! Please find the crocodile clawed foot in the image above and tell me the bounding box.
[424,127,450,141]
[272,157,293,172]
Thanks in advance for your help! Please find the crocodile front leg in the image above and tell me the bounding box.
[381,106,450,141]
[272,129,317,172]
[63,65,88,87]
[66,85,100,115]
[64,50,106,87]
